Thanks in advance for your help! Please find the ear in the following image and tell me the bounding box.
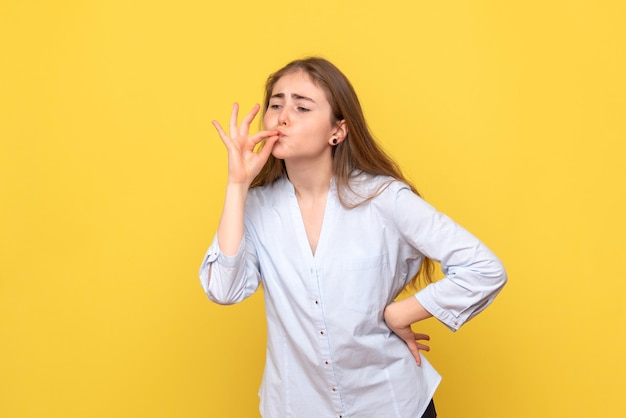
[329,119,348,146]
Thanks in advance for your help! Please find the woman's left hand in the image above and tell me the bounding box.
[384,298,433,366]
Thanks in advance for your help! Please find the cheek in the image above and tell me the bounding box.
[263,112,272,129]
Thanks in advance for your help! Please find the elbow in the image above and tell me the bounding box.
[496,260,508,290]
[200,266,241,305]
[486,259,508,297]
[204,270,254,305]
[207,295,239,306]
[206,287,245,306]
[475,257,508,295]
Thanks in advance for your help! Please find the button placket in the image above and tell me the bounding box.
[311,264,345,415]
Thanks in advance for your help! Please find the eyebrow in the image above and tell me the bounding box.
[270,92,316,103]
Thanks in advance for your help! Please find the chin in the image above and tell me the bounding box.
[270,145,288,160]
[270,150,287,160]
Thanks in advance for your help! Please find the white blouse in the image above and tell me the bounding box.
[200,175,507,418]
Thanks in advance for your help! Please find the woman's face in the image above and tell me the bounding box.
[264,70,342,163]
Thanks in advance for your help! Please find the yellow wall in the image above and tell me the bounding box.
[1,1,624,417]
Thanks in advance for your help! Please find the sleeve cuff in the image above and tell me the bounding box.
[199,236,246,292]
[414,288,464,332]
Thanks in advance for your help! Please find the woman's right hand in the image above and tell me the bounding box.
[212,103,279,187]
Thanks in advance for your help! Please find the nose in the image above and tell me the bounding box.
[277,107,289,126]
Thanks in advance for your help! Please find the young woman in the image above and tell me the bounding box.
[199,57,507,418]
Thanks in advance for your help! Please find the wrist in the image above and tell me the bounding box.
[226,179,251,190]
[384,301,406,329]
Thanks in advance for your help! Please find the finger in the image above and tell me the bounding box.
[250,129,280,147]
[212,120,230,146]
[229,102,239,136]
[239,103,261,136]
[413,333,430,341]
[415,343,430,352]
[257,135,279,161]
[409,345,422,366]
[413,333,430,352]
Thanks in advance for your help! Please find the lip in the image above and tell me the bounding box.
[276,129,287,138]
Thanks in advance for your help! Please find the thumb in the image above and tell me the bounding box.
[257,135,279,161]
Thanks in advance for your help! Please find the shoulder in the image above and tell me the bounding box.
[346,172,412,201]
[247,177,291,209]
[336,173,416,220]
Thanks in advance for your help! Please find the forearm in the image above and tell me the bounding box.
[384,296,433,329]
[217,182,249,256]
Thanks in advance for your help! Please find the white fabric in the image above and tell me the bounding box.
[199,175,507,418]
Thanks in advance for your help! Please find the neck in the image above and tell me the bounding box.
[285,159,333,198]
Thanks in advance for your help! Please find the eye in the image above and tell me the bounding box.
[297,106,310,112]
[269,104,282,110]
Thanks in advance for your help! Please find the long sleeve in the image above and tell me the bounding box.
[198,228,261,305]
[393,185,507,331]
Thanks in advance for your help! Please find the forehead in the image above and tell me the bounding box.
[271,70,328,101]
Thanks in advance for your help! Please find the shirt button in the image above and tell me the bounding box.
[320,330,325,335]
[331,387,337,392]
[315,300,319,305]
[324,360,330,365]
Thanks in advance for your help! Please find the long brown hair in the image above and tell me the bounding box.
[252,57,434,287]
